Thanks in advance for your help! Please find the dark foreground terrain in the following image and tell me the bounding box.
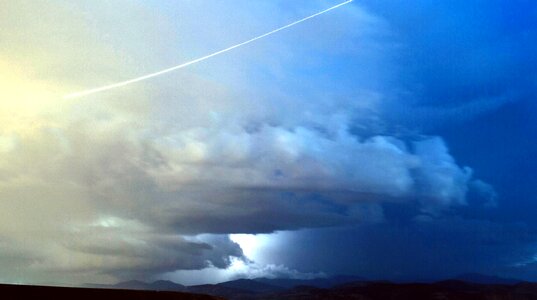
[0,283,224,300]
[87,275,537,300]
[253,281,537,300]
[6,279,537,300]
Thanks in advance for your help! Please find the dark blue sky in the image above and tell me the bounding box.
[276,0,537,281]
[224,0,537,283]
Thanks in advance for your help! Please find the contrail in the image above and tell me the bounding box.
[63,0,353,99]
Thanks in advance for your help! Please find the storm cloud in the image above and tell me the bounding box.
[1,0,532,285]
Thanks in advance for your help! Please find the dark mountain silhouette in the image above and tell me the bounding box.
[113,279,151,290]
[217,279,283,293]
[452,273,523,285]
[258,280,537,300]
[84,275,537,300]
[254,275,365,289]
[88,279,186,292]
[88,275,363,295]
[187,283,255,299]
[513,282,537,294]
[149,280,187,291]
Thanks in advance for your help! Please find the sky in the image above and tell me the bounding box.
[0,0,535,286]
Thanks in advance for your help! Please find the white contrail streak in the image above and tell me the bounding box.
[63,0,353,99]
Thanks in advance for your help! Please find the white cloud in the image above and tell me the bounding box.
[227,259,326,280]
[412,137,474,212]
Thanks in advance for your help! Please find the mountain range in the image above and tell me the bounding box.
[86,273,529,299]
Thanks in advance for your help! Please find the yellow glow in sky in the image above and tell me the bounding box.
[0,61,66,135]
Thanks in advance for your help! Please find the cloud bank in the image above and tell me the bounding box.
[0,0,499,284]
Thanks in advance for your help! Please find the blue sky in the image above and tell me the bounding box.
[0,0,535,285]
